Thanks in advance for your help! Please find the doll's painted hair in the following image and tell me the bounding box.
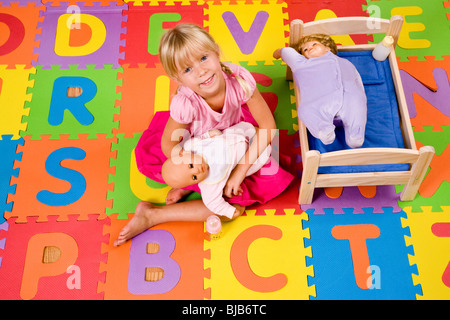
[158,23,251,98]
[295,33,338,55]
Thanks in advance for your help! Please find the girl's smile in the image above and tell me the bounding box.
[200,74,215,87]
[174,50,226,104]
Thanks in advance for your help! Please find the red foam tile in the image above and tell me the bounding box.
[0,215,108,300]
[283,0,373,45]
[121,2,207,68]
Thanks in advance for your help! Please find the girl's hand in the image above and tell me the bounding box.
[169,143,184,159]
[223,168,245,198]
[161,117,189,159]
[208,129,222,138]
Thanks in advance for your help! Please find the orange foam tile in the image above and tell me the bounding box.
[410,93,450,131]
[417,141,450,198]
[399,56,450,92]
[115,63,178,138]
[0,2,43,67]
[7,134,115,222]
[99,214,209,300]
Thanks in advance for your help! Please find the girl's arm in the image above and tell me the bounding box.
[223,88,276,198]
[161,117,189,159]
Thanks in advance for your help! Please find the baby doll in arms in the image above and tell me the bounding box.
[162,122,272,219]
[274,34,367,148]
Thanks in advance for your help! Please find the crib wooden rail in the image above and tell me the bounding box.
[318,148,423,167]
[300,146,435,203]
[287,15,403,81]
[289,15,403,42]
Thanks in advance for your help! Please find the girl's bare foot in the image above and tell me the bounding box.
[113,201,156,247]
[165,188,192,205]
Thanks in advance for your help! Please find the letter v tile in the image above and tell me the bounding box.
[222,11,269,54]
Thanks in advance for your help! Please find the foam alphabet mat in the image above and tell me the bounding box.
[1,0,450,302]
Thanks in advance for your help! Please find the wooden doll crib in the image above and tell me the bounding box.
[285,16,435,204]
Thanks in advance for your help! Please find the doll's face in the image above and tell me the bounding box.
[300,40,331,59]
[162,151,209,188]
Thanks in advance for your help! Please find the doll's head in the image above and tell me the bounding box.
[296,33,337,59]
[162,151,210,189]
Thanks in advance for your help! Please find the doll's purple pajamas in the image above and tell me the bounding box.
[281,48,367,148]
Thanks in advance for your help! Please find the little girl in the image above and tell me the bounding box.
[273,34,367,148]
[162,122,272,219]
[114,24,293,246]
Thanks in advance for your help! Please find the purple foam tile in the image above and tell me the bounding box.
[400,68,450,119]
[300,185,402,215]
[34,1,127,69]
[0,0,41,6]
[127,229,181,295]
[0,221,9,268]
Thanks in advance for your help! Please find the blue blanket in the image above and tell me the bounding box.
[306,50,410,174]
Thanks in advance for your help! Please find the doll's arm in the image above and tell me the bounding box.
[273,48,282,60]
[200,184,237,219]
[280,47,307,67]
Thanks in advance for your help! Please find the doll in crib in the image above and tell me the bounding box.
[273,33,367,148]
[161,121,272,220]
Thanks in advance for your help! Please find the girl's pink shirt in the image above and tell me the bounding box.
[169,63,256,137]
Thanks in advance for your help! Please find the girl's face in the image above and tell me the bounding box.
[300,40,330,59]
[174,50,225,102]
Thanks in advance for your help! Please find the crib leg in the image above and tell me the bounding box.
[400,146,435,201]
[299,150,320,204]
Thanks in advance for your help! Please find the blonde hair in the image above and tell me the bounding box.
[295,33,338,55]
[159,23,252,99]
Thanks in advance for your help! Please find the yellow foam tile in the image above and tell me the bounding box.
[204,208,314,300]
[402,206,450,299]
